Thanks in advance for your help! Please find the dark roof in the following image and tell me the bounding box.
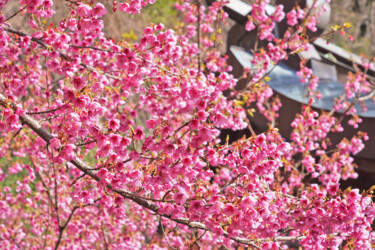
[314,38,375,75]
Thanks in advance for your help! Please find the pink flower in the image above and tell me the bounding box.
[59,144,76,161]
[261,242,272,250]
[181,157,192,167]
[302,155,315,168]
[49,138,61,150]
[108,119,120,131]
[120,137,131,147]
[347,189,360,204]
[164,143,176,154]
[67,18,77,29]
[245,21,255,31]
[80,190,93,203]
[114,162,125,171]
[189,200,203,213]
[241,148,251,158]
[327,183,339,195]
[96,168,108,179]
[161,126,172,137]
[129,150,140,160]
[286,9,298,26]
[97,144,112,158]
[240,196,257,209]
[109,134,121,146]
[197,110,208,121]
[76,4,92,17]
[2,108,12,118]
[75,95,90,108]
[254,133,267,147]
[91,3,107,17]
[197,127,213,142]
[134,127,145,140]
[146,119,156,129]
[6,114,21,130]
[211,201,223,213]
[155,23,164,31]
[173,192,187,205]
[277,142,291,154]
[43,0,53,8]
[223,204,238,216]
[212,226,224,236]
[64,89,75,101]
[189,119,199,130]
[72,76,87,90]
[114,196,124,206]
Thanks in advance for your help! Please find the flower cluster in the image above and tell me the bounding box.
[0,0,374,249]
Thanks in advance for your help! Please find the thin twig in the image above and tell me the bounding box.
[5,5,28,22]
[70,45,112,52]
[101,223,109,250]
[358,88,375,101]
[122,158,132,164]
[70,173,86,187]
[26,106,62,115]
[54,206,77,250]
[55,200,99,250]
[75,140,96,147]
[192,230,207,247]
[160,216,177,250]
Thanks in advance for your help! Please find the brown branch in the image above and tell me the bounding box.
[11,126,23,140]
[70,45,112,52]
[3,26,120,80]
[4,25,187,87]
[3,27,69,60]
[245,117,257,137]
[358,88,375,101]
[141,57,181,76]
[75,139,96,147]
[53,159,61,230]
[0,93,306,248]
[26,106,62,115]
[55,200,99,250]
[191,229,207,248]
[101,223,109,250]
[159,216,178,250]
[54,206,77,250]
[70,173,86,187]
[122,158,132,164]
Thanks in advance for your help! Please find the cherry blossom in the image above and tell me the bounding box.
[0,0,374,249]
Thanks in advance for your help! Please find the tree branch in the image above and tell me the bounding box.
[0,93,304,249]
[5,5,28,22]
[26,106,62,115]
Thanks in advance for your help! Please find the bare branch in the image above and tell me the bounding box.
[159,216,178,250]
[101,223,109,250]
[75,140,96,147]
[26,106,63,115]
[55,200,99,250]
